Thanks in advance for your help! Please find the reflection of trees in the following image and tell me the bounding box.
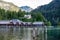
[47,27,60,40]
[0,27,46,40]
[19,27,24,39]
[0,33,4,40]
[7,27,14,40]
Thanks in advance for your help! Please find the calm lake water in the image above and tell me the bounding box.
[0,26,60,40]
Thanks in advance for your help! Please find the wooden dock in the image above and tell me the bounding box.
[0,24,45,28]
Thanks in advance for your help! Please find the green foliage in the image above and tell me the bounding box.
[0,8,51,26]
[0,8,25,20]
[57,22,60,26]
[31,12,51,26]
[31,12,45,21]
[45,21,52,26]
[32,0,60,26]
[22,18,33,22]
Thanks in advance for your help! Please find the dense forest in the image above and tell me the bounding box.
[32,0,60,26]
[0,8,51,26]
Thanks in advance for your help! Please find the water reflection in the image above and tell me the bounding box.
[0,26,45,40]
[0,26,60,40]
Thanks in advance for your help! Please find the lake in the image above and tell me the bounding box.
[0,26,60,40]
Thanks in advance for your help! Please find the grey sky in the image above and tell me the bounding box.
[4,0,52,9]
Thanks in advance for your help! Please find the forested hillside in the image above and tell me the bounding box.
[0,8,51,26]
[0,8,25,20]
[32,0,60,26]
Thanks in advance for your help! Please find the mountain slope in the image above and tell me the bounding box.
[0,1,19,12]
[33,0,60,12]
[20,6,33,12]
[32,0,60,26]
